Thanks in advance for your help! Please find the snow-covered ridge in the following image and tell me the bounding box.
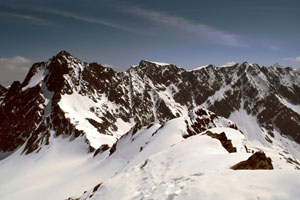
[148,61,170,66]
[218,61,238,68]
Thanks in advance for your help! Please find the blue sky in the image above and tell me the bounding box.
[0,0,299,83]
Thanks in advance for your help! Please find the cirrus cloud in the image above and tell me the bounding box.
[0,11,52,26]
[124,6,246,47]
[44,9,136,33]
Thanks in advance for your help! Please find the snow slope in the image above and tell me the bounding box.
[81,169,300,200]
[229,107,300,169]
[0,135,102,200]
[75,124,300,200]
[22,67,47,91]
[58,91,128,148]
[1,110,299,200]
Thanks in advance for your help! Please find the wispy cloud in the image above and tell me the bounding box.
[0,3,146,35]
[125,6,245,47]
[43,9,141,34]
[0,11,51,26]
[283,56,300,63]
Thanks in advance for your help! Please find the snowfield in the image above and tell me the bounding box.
[1,117,300,200]
[79,169,300,200]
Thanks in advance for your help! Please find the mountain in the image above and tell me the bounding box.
[0,51,300,200]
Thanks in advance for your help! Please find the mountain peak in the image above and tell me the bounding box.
[240,61,261,68]
[50,50,81,65]
[20,51,84,93]
[55,50,72,58]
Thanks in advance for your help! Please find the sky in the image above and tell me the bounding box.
[0,0,300,84]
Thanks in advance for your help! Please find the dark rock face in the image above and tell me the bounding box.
[205,131,237,153]
[0,84,7,102]
[184,108,239,139]
[1,51,300,157]
[231,152,273,170]
[93,144,110,157]
[0,83,45,152]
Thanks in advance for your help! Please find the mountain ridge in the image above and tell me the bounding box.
[0,51,300,165]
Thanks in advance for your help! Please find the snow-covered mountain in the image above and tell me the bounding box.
[0,51,300,200]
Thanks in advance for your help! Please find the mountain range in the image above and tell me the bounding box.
[0,51,300,200]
